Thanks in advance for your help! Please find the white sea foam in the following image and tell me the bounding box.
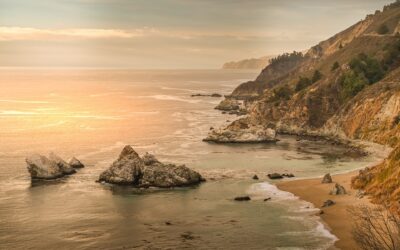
[247,182,337,248]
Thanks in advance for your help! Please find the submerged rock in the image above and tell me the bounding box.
[234,196,251,201]
[98,145,204,188]
[204,119,277,143]
[321,173,333,183]
[26,153,78,180]
[330,183,347,195]
[69,157,85,168]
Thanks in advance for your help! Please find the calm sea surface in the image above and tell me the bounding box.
[0,69,375,249]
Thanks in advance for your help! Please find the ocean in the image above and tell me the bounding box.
[0,69,375,249]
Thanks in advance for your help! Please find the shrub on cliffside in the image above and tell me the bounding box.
[377,23,390,35]
[295,76,311,92]
[272,85,292,101]
[340,53,384,99]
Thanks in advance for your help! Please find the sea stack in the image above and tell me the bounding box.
[98,145,204,188]
[26,153,82,180]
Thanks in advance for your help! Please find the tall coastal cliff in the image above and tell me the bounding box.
[209,1,400,211]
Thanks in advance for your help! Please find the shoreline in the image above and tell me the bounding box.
[275,139,392,249]
[277,170,373,249]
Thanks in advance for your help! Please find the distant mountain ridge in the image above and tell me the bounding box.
[222,56,274,69]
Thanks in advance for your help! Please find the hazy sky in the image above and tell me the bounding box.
[0,0,393,69]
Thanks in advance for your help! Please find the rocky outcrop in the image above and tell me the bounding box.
[26,153,82,180]
[98,145,204,188]
[204,119,277,143]
[352,142,400,213]
[215,98,240,111]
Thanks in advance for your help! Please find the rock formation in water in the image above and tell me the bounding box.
[26,153,84,180]
[69,157,85,168]
[98,145,204,188]
[204,118,277,143]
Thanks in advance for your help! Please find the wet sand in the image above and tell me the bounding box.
[277,171,373,250]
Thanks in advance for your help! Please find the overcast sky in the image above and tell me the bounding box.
[0,0,393,69]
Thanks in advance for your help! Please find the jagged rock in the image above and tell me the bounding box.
[98,145,204,188]
[204,119,277,143]
[267,173,283,179]
[330,183,347,195]
[321,173,333,183]
[252,175,259,180]
[26,154,65,180]
[322,199,336,207]
[48,152,76,175]
[215,99,240,111]
[69,157,85,169]
[234,196,251,201]
[142,152,160,166]
[98,146,143,185]
[26,153,77,180]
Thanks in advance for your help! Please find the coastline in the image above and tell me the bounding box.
[277,170,371,249]
[276,140,392,249]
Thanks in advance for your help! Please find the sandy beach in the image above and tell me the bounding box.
[277,171,373,250]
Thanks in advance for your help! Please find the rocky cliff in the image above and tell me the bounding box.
[209,1,400,209]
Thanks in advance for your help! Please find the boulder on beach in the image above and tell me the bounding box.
[26,153,79,180]
[322,199,335,207]
[329,183,347,195]
[69,157,85,168]
[98,145,204,188]
[267,173,283,179]
[321,173,332,183]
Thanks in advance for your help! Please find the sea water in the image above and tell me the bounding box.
[0,69,375,249]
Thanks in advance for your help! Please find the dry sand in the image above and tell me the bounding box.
[277,171,373,250]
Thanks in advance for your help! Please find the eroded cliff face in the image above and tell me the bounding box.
[212,1,400,146]
[323,80,400,147]
[208,2,400,209]
[352,142,400,213]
